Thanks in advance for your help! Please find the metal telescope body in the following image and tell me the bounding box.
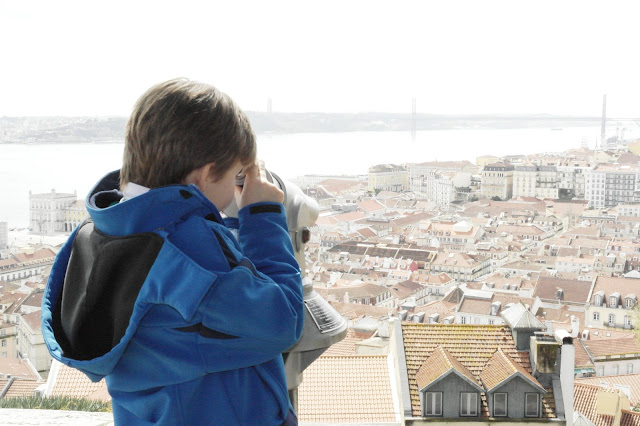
[223,171,347,409]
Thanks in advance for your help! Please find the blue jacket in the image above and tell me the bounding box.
[41,171,304,425]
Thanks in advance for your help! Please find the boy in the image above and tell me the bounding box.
[41,78,304,425]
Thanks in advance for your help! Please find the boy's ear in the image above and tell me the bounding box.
[184,162,215,189]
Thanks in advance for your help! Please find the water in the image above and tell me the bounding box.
[0,126,612,227]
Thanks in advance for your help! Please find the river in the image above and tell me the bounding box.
[0,126,621,227]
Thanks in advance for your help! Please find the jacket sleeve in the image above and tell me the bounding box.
[195,202,304,370]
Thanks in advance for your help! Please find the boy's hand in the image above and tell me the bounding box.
[235,161,284,210]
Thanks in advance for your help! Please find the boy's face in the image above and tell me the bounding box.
[200,161,245,211]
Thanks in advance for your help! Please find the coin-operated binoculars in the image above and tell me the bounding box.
[224,170,347,410]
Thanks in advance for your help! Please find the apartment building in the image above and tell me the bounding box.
[586,276,637,330]
[409,161,476,190]
[481,162,514,200]
[368,164,409,193]
[428,252,491,281]
[617,203,640,217]
[513,163,538,197]
[0,248,56,282]
[585,164,637,209]
[17,310,51,372]
[556,160,590,199]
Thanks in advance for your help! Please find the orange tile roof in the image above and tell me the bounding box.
[415,346,480,391]
[22,310,41,331]
[574,383,616,426]
[297,355,398,423]
[583,338,640,357]
[479,348,544,392]
[621,410,640,426]
[533,276,592,304]
[50,363,109,402]
[574,340,595,369]
[321,329,364,356]
[576,374,640,406]
[0,358,40,380]
[401,323,550,417]
[3,378,42,398]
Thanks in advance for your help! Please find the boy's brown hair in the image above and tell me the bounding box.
[121,78,256,188]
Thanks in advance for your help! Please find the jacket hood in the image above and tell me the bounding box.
[86,170,224,235]
[42,171,226,381]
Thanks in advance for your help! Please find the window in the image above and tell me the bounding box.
[525,393,539,417]
[461,393,477,416]
[493,393,507,417]
[609,314,616,326]
[0,340,5,347]
[625,316,632,328]
[460,316,466,324]
[613,364,619,375]
[425,392,442,416]
[598,366,604,376]
[593,312,600,321]
[628,363,634,374]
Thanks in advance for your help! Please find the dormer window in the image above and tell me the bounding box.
[610,292,620,308]
[594,291,605,307]
[625,295,637,309]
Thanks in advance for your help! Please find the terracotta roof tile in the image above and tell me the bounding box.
[3,378,42,398]
[533,276,593,303]
[583,338,640,357]
[401,323,550,417]
[479,348,545,392]
[322,329,364,356]
[0,358,40,380]
[51,363,109,401]
[576,374,640,406]
[621,410,640,426]
[297,355,398,423]
[415,346,479,390]
[574,383,616,426]
[574,340,595,369]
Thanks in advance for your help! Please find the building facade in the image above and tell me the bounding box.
[368,164,409,193]
[585,165,637,209]
[481,163,514,200]
[29,189,87,234]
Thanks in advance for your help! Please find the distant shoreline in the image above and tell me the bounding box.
[0,113,634,145]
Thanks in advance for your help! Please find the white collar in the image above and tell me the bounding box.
[120,182,150,202]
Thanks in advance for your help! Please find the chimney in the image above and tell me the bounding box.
[570,316,579,338]
[343,291,350,304]
[555,329,574,423]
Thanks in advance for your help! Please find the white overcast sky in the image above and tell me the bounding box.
[1,0,639,117]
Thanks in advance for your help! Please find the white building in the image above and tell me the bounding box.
[368,164,409,193]
[513,163,537,198]
[585,164,637,209]
[481,162,514,200]
[556,160,591,200]
[17,310,51,372]
[29,189,79,234]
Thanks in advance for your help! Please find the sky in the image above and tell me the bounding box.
[1,0,639,117]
